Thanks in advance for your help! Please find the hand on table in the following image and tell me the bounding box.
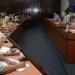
[16,62,25,69]
[6,59,17,65]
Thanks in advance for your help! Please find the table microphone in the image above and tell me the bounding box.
[18,57,28,62]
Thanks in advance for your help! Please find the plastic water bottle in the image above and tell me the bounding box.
[66,24,69,32]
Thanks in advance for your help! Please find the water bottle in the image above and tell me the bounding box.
[66,24,69,32]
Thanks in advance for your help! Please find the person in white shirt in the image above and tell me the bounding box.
[0,31,25,74]
[53,12,61,21]
[62,12,71,24]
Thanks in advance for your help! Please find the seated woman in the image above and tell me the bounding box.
[53,12,61,21]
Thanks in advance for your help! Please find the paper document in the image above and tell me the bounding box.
[0,47,10,53]
[16,64,30,71]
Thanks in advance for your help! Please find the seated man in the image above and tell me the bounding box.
[0,54,25,74]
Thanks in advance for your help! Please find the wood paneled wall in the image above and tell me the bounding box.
[0,0,25,13]
[40,0,61,18]
[0,0,61,18]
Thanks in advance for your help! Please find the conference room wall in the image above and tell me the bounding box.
[0,0,61,18]
[61,0,69,13]
[40,0,61,18]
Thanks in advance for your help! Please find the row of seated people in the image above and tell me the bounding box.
[0,12,31,36]
[53,12,75,26]
[50,12,75,32]
[0,31,27,75]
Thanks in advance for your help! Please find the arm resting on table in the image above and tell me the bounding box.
[1,62,25,74]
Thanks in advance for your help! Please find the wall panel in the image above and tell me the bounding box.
[0,0,61,18]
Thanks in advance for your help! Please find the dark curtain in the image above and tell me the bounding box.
[69,0,75,5]
[0,0,60,18]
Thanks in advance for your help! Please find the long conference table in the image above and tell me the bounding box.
[1,17,48,75]
[3,38,42,75]
[44,18,75,64]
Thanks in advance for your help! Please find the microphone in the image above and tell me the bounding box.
[18,57,28,62]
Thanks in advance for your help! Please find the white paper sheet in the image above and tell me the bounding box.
[16,64,30,71]
[0,47,10,53]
